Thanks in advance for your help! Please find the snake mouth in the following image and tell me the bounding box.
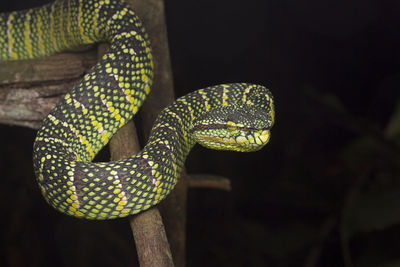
[189,123,271,133]
[192,128,271,152]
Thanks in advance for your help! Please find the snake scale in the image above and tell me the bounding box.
[0,0,274,219]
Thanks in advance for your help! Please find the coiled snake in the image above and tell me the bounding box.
[0,0,274,219]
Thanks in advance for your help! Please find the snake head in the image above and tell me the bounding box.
[189,85,274,152]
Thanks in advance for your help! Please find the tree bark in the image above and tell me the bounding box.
[126,0,188,266]
[0,51,97,128]
[109,121,174,267]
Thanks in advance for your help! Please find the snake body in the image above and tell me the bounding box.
[0,0,274,219]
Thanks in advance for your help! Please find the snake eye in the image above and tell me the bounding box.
[227,121,237,131]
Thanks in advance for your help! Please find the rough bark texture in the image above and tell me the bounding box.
[126,0,188,266]
[0,51,97,128]
[0,49,96,84]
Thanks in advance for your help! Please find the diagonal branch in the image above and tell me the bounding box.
[109,120,174,266]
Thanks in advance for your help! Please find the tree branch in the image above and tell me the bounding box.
[187,174,231,191]
[0,51,97,128]
[109,121,174,267]
[127,0,188,266]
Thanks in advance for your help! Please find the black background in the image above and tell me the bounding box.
[1,0,400,266]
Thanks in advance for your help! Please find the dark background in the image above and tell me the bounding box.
[1,0,400,266]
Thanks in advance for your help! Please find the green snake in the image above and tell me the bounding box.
[0,0,274,219]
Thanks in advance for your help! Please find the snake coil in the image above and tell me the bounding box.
[0,0,274,219]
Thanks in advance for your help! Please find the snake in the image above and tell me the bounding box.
[0,0,274,220]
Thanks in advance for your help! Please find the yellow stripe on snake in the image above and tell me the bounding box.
[0,0,274,219]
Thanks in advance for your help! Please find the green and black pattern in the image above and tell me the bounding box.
[0,0,274,219]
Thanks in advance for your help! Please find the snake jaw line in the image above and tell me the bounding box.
[194,128,271,152]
